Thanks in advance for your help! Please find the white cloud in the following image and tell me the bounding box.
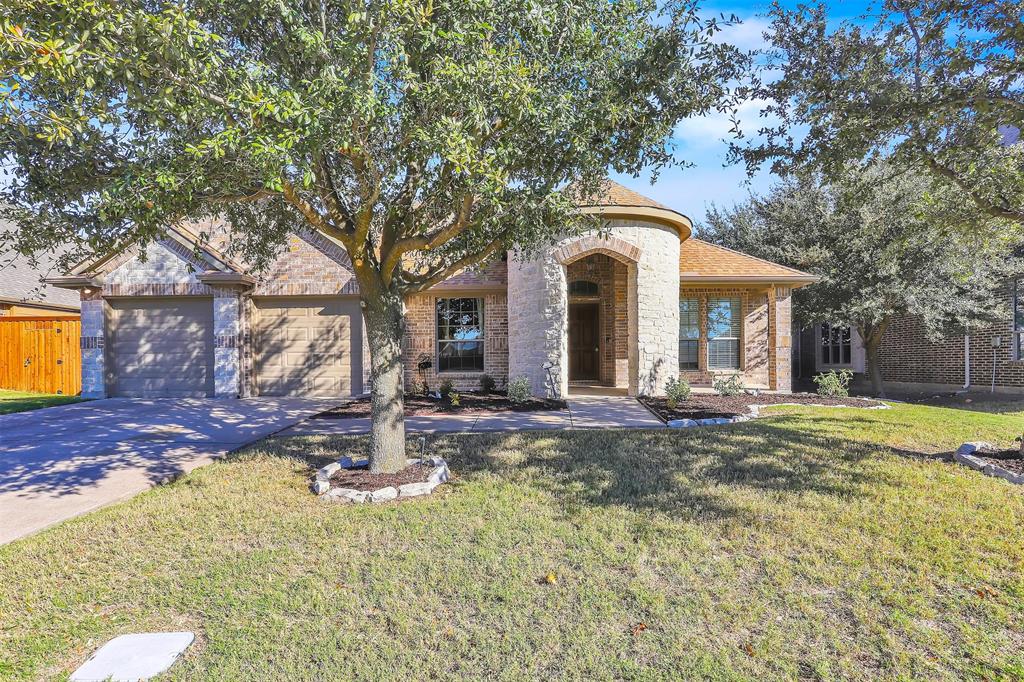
[712,15,771,52]
[674,98,778,150]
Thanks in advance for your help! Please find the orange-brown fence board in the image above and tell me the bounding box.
[0,316,81,395]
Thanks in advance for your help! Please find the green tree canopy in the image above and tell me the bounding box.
[700,166,1022,395]
[732,0,1024,229]
[0,0,744,471]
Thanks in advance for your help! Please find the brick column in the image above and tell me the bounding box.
[768,286,793,393]
[213,291,241,398]
[80,290,107,398]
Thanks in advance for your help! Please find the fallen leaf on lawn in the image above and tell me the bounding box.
[543,572,558,585]
[742,642,755,657]
[631,622,648,637]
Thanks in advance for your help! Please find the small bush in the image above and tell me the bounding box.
[448,391,461,406]
[479,374,496,394]
[713,374,744,397]
[439,378,455,398]
[813,369,853,397]
[506,376,532,404]
[664,376,691,409]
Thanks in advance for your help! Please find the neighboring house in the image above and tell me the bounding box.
[794,277,1024,393]
[0,250,81,317]
[48,181,816,400]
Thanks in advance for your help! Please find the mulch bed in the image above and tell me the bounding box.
[329,462,432,491]
[640,392,886,422]
[313,392,567,419]
[971,448,1024,476]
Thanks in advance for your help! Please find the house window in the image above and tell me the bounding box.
[436,298,484,372]
[679,297,700,370]
[1014,280,1024,361]
[820,323,852,365]
[707,297,741,370]
[568,280,599,297]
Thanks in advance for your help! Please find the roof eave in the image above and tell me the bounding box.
[680,275,819,287]
[579,205,692,239]
[44,275,102,290]
[0,295,80,312]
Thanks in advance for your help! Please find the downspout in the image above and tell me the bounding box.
[961,334,971,391]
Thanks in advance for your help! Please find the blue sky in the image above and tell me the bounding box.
[614,0,874,228]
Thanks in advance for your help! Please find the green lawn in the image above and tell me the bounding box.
[0,389,85,415]
[2,403,1022,680]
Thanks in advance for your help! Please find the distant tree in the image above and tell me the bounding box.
[732,0,1024,229]
[700,166,1021,396]
[0,0,744,472]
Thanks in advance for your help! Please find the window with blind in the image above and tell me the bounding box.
[679,297,700,370]
[436,298,484,372]
[707,297,741,369]
[820,323,852,365]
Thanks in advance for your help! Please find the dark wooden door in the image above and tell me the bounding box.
[569,303,600,381]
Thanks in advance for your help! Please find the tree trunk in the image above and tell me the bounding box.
[860,325,887,399]
[362,290,407,474]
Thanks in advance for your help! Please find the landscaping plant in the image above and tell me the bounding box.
[664,376,691,409]
[506,376,532,404]
[713,374,744,397]
[439,379,455,400]
[0,0,744,473]
[479,374,496,395]
[813,369,853,398]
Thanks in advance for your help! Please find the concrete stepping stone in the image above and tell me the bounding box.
[70,632,194,681]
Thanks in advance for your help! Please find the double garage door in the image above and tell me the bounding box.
[106,297,362,398]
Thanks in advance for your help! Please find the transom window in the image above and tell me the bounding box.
[679,297,700,370]
[1014,280,1024,361]
[707,297,741,370]
[436,298,484,372]
[820,323,852,365]
[568,280,599,297]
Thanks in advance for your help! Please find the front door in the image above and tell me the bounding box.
[569,303,600,381]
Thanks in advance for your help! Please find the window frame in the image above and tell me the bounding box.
[435,297,485,373]
[820,323,853,367]
[1013,279,1024,361]
[707,296,742,371]
[679,296,700,371]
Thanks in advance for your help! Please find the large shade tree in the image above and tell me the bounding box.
[732,0,1024,229]
[700,166,1021,396]
[0,0,745,471]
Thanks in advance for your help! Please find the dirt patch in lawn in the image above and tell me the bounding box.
[971,448,1024,476]
[329,462,433,490]
[640,393,886,421]
[313,392,567,419]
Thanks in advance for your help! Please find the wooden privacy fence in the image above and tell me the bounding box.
[0,316,81,395]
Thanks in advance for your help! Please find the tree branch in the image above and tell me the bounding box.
[281,179,353,249]
[924,157,1024,224]
[399,238,503,294]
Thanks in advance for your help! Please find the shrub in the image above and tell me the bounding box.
[448,391,461,407]
[439,378,455,398]
[664,376,691,409]
[479,374,496,394]
[713,374,744,397]
[506,376,532,404]
[812,369,853,397]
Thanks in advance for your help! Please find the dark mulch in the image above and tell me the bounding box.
[640,392,886,422]
[329,462,432,491]
[313,392,567,419]
[972,449,1024,476]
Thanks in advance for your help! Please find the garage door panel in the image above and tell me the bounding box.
[108,298,214,398]
[254,297,361,397]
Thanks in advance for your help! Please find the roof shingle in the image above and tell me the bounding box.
[680,238,816,283]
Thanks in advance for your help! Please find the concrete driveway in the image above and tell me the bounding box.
[0,397,337,544]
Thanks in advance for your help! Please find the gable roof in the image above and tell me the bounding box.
[680,238,818,285]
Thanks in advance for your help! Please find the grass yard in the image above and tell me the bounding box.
[0,389,84,415]
[1,402,1022,680]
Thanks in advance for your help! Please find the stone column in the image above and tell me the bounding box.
[213,291,241,398]
[768,286,793,393]
[79,290,107,399]
[508,251,568,399]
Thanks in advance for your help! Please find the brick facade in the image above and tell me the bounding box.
[566,254,629,387]
[876,282,1024,391]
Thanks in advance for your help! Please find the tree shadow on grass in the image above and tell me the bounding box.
[260,414,929,523]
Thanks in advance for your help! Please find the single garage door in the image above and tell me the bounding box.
[108,298,214,398]
[254,297,363,397]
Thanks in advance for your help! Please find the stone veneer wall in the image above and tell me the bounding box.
[509,221,681,397]
[212,292,241,397]
[79,290,106,398]
[402,291,509,392]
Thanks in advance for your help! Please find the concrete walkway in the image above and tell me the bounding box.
[281,394,663,436]
[0,397,337,544]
